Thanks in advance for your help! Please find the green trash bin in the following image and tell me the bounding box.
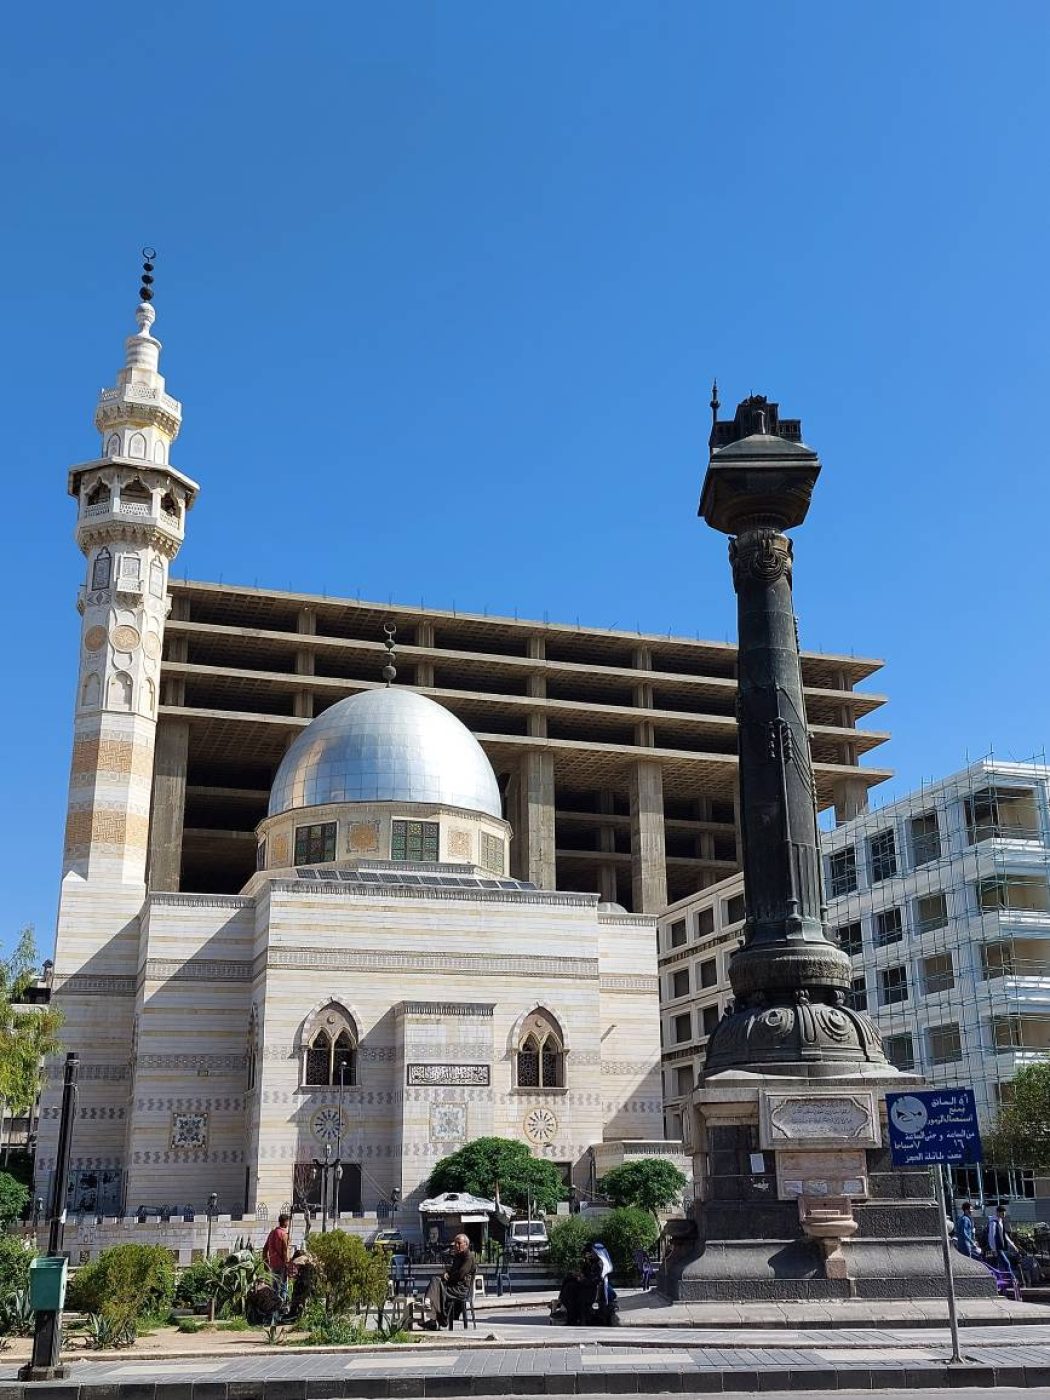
[28,1255,68,1312]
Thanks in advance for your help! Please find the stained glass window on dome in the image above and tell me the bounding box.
[295,822,336,865]
[391,819,439,862]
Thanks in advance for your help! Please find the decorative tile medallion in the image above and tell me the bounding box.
[110,624,141,653]
[348,821,380,854]
[144,631,162,659]
[430,1103,467,1142]
[407,1064,490,1086]
[311,1106,346,1144]
[83,625,107,653]
[171,1111,208,1150]
[523,1106,558,1145]
[448,828,472,860]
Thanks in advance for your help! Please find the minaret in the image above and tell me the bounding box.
[63,253,199,885]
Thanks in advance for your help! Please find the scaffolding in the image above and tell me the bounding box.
[821,751,1050,1212]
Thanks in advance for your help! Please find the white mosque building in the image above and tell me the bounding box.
[36,274,668,1247]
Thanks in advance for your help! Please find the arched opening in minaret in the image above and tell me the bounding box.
[160,491,179,520]
[121,478,151,508]
[128,432,147,459]
[86,481,109,510]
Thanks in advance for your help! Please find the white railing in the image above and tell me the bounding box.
[118,501,152,518]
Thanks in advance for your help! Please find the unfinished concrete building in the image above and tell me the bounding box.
[152,584,890,911]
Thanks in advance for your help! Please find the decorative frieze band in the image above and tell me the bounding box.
[54,975,136,998]
[599,975,659,993]
[268,879,596,908]
[142,959,252,982]
[396,1002,494,1018]
[406,1064,490,1086]
[137,1054,247,1072]
[266,949,598,981]
[601,1060,662,1076]
[46,1063,129,1082]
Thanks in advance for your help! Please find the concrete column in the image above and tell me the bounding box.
[293,607,316,720]
[632,645,655,747]
[629,758,668,914]
[527,636,547,738]
[414,621,436,688]
[148,717,190,891]
[518,750,556,890]
[834,776,869,824]
[598,789,618,903]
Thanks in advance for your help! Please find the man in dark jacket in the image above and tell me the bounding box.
[423,1234,475,1327]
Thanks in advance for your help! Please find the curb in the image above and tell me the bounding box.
[2,1364,1050,1396]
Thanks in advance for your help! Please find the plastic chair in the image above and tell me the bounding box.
[446,1290,477,1329]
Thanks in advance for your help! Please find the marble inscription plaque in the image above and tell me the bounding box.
[760,1090,879,1150]
[407,1063,490,1086]
[775,1148,869,1201]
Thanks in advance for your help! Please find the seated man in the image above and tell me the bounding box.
[422,1234,476,1327]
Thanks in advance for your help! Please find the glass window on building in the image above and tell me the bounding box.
[723,893,745,926]
[922,952,954,995]
[668,919,687,949]
[993,1016,1024,1050]
[391,819,439,862]
[981,943,1014,979]
[874,907,903,947]
[701,1004,721,1037]
[927,1023,962,1065]
[828,846,858,897]
[675,1065,694,1096]
[699,958,718,988]
[847,976,867,1012]
[671,968,690,999]
[836,921,863,957]
[883,1031,915,1071]
[673,1012,692,1044]
[910,811,942,866]
[696,908,715,938]
[915,891,948,933]
[294,821,336,865]
[869,829,898,883]
[879,964,909,1007]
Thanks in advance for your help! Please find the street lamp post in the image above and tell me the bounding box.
[205,1192,218,1259]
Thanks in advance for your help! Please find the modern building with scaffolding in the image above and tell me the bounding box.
[657,758,1050,1219]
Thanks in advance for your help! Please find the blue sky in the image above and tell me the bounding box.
[2,2,1048,951]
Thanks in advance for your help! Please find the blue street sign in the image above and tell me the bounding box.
[885,1088,982,1167]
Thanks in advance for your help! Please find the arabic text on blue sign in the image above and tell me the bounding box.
[885,1088,982,1166]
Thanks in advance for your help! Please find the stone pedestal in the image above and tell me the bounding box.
[662,1079,995,1301]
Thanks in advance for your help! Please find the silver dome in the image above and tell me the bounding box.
[268,688,503,819]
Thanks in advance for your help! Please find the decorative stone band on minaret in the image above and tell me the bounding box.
[63,260,199,884]
[699,395,888,1078]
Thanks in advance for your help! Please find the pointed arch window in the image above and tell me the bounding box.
[301,1005,358,1087]
[91,547,112,590]
[515,1009,565,1089]
[246,1009,259,1093]
[86,480,109,509]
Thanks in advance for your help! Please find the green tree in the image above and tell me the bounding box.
[0,1173,29,1225]
[986,1058,1050,1169]
[309,1231,389,1319]
[598,1158,688,1221]
[0,927,62,1119]
[428,1136,565,1214]
[547,1207,659,1277]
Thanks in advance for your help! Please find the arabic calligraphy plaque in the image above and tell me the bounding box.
[760,1090,880,1150]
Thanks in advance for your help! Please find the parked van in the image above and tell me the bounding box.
[508,1218,549,1259]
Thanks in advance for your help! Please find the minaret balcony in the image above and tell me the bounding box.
[115,576,145,599]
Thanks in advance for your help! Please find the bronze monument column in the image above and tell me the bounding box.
[700,395,888,1079]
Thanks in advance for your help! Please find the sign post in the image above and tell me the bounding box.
[886,1088,982,1367]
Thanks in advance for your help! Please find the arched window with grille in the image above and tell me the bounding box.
[91,547,112,589]
[515,1008,565,1089]
[301,1004,358,1087]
